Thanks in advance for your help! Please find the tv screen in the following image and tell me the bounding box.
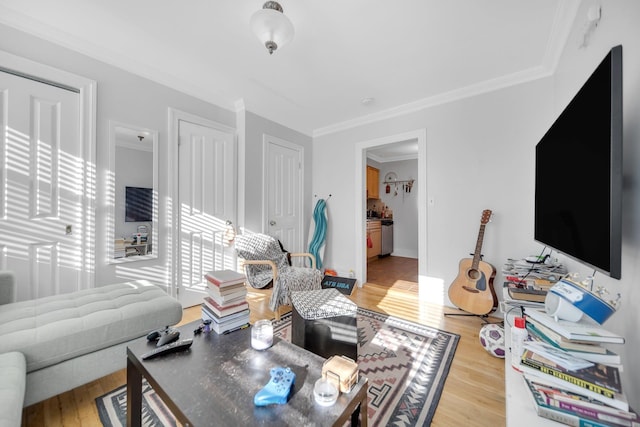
[534,45,622,279]
[125,186,153,222]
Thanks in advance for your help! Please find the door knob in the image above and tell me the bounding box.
[269,220,276,226]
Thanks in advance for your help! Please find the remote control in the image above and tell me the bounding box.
[254,367,296,406]
[141,338,193,360]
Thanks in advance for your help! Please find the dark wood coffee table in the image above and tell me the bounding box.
[127,321,368,426]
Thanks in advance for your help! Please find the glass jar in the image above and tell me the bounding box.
[251,319,273,350]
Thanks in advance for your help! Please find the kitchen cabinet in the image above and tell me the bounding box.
[366,220,381,259]
[366,166,379,199]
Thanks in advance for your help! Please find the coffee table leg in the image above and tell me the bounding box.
[350,395,368,427]
[350,403,360,426]
[360,392,369,427]
[127,356,143,427]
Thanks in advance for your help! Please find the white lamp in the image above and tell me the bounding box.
[250,1,294,55]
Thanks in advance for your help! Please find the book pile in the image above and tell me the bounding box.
[502,258,567,305]
[202,270,250,334]
[517,307,638,426]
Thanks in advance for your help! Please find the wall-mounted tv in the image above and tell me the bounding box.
[125,186,153,222]
[534,45,622,279]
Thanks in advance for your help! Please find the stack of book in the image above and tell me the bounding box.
[202,270,250,334]
[502,258,567,305]
[518,307,638,426]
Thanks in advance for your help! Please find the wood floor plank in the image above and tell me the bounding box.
[23,256,505,426]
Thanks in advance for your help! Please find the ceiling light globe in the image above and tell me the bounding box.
[250,3,294,54]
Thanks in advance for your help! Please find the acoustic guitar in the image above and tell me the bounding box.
[448,209,497,315]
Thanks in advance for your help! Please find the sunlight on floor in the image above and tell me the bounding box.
[418,274,446,305]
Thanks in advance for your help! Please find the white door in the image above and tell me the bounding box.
[177,119,236,307]
[263,135,303,254]
[0,71,85,301]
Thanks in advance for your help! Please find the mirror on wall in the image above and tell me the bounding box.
[108,121,158,263]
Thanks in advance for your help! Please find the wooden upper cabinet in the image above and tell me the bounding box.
[366,166,379,199]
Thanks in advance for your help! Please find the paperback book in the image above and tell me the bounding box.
[524,308,625,344]
[518,367,629,411]
[201,305,250,324]
[526,318,608,353]
[206,281,247,295]
[521,345,623,395]
[204,269,246,287]
[205,287,247,305]
[508,287,547,303]
[527,321,621,366]
[201,308,250,334]
[203,296,249,318]
[527,376,640,427]
[524,376,637,427]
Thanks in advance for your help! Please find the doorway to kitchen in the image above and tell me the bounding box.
[354,129,427,288]
[367,256,419,291]
[366,142,419,288]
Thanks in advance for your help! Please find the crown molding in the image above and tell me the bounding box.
[312,0,580,138]
[367,152,418,164]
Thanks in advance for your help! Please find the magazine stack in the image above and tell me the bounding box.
[202,270,250,334]
[502,257,567,305]
[516,307,638,426]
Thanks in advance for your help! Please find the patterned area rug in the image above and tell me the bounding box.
[96,308,459,427]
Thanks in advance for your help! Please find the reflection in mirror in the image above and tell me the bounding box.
[108,121,158,263]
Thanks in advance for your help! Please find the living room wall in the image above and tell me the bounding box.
[0,23,235,290]
[313,0,640,410]
[240,109,314,252]
[545,0,640,409]
[314,77,551,292]
[1,22,316,294]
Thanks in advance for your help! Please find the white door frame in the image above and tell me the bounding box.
[354,129,427,286]
[261,134,304,252]
[0,49,97,288]
[168,108,237,300]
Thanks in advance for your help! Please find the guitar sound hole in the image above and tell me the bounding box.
[467,269,480,280]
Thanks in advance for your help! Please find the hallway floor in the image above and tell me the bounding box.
[366,255,419,291]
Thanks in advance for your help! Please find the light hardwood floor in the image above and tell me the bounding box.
[22,259,506,426]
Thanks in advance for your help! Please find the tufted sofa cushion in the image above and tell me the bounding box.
[0,351,25,427]
[0,280,181,373]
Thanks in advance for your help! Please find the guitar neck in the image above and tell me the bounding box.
[472,224,486,268]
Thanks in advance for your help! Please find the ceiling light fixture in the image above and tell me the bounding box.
[250,1,294,55]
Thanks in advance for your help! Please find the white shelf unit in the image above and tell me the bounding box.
[504,312,558,426]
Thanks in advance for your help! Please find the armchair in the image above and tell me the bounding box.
[235,233,322,316]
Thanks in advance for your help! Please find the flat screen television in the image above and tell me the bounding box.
[534,45,622,279]
[125,186,153,222]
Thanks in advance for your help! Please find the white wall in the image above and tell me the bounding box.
[0,23,236,289]
[241,110,314,253]
[314,78,551,293]
[546,0,640,409]
[313,0,640,410]
[378,159,419,258]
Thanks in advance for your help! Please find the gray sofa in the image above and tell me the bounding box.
[0,271,182,426]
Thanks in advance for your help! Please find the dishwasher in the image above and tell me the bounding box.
[380,219,394,257]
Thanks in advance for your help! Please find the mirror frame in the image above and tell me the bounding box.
[107,120,159,263]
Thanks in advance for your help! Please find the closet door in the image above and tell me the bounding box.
[177,118,236,307]
[0,70,85,301]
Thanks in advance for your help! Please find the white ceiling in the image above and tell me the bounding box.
[367,140,419,163]
[0,0,580,136]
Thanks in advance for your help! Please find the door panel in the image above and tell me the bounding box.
[0,71,83,301]
[264,136,303,254]
[178,120,235,307]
